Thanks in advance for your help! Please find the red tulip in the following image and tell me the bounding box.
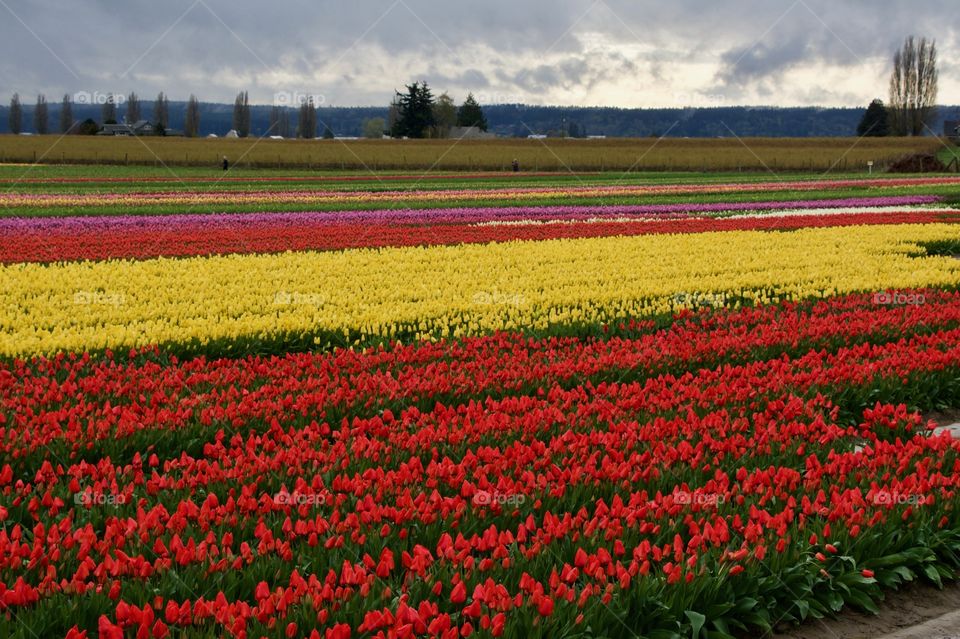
[450,581,467,604]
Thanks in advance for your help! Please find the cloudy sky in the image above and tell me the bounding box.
[1,0,958,108]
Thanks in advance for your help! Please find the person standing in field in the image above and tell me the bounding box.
[222,156,229,171]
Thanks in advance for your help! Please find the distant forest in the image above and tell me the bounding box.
[2,100,959,138]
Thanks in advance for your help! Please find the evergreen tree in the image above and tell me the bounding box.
[77,118,99,135]
[456,93,487,131]
[857,99,890,137]
[391,81,435,138]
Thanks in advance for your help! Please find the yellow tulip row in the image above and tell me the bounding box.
[2,223,959,357]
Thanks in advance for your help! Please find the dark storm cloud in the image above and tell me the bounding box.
[0,0,957,106]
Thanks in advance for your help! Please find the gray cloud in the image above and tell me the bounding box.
[0,0,957,107]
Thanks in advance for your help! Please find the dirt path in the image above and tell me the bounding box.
[926,408,960,427]
[770,581,960,638]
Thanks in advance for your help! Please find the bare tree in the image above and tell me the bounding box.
[126,92,141,123]
[34,94,48,134]
[60,94,73,133]
[153,92,169,129]
[184,95,201,137]
[233,90,250,137]
[9,94,22,134]
[387,95,400,134]
[101,94,118,124]
[431,92,456,138]
[889,36,938,136]
[297,97,317,139]
[269,106,290,137]
[363,117,386,139]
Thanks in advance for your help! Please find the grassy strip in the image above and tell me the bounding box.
[2,188,959,218]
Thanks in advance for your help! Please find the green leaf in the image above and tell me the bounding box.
[876,571,901,588]
[846,589,879,614]
[825,591,844,612]
[892,566,915,582]
[740,611,772,631]
[837,572,878,587]
[732,597,758,614]
[922,564,944,588]
[685,611,707,639]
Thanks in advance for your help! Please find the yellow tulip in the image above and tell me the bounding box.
[2,223,959,357]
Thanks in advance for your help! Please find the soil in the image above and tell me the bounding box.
[887,154,948,173]
[770,581,960,638]
[924,408,960,434]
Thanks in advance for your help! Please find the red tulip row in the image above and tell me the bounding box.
[0,293,959,637]
[5,290,959,461]
[3,210,958,263]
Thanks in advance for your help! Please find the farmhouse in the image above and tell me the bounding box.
[449,126,496,140]
[97,120,157,136]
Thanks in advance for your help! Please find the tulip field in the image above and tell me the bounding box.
[3,167,960,639]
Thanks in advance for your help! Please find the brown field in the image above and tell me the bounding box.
[0,134,942,172]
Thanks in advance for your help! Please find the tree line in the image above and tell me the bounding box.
[8,82,488,139]
[6,91,199,136]
[6,89,342,138]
